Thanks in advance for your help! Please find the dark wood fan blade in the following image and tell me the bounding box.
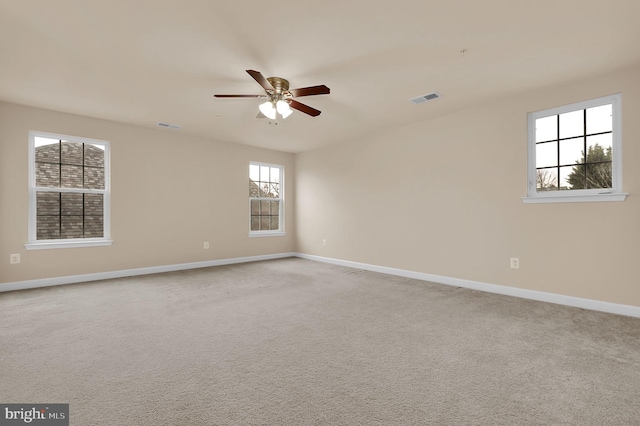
[214,94,265,98]
[288,99,321,117]
[289,85,330,97]
[246,70,274,92]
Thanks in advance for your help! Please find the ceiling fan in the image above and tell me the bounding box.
[214,70,330,119]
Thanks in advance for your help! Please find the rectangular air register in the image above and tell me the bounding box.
[156,122,182,129]
[409,92,441,104]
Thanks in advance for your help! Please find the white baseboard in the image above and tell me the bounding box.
[3,251,639,319]
[293,253,640,319]
[0,252,295,293]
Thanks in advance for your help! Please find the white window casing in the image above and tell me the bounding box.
[249,161,285,237]
[26,131,112,250]
[523,93,627,204]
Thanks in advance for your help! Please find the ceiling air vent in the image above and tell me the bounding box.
[409,92,441,105]
[156,122,182,129]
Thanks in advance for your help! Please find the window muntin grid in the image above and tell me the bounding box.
[534,105,613,192]
[29,132,110,244]
[249,163,283,233]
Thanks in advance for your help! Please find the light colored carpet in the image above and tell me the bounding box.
[1,258,639,425]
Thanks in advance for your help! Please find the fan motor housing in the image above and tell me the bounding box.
[267,77,289,94]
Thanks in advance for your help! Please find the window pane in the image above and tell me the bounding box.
[585,141,612,165]
[37,216,60,240]
[35,136,58,146]
[559,110,584,139]
[61,193,83,216]
[84,144,104,167]
[61,216,83,238]
[270,167,280,183]
[586,134,612,157]
[250,200,260,215]
[249,179,260,197]
[251,216,260,231]
[84,166,105,189]
[61,165,83,188]
[585,136,612,189]
[536,168,558,191]
[535,116,557,142]
[586,104,612,135]
[559,137,584,166]
[35,138,59,163]
[586,162,612,189]
[37,192,60,216]
[560,110,584,139]
[260,200,270,215]
[270,200,280,215]
[270,216,279,230]
[260,217,270,231]
[270,183,280,198]
[84,216,104,237]
[250,164,260,182]
[36,162,60,187]
[259,182,270,197]
[536,142,557,168]
[36,191,64,240]
[61,141,84,165]
[84,194,103,216]
[260,166,270,182]
[559,166,576,190]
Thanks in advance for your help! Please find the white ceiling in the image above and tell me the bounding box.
[1,1,639,153]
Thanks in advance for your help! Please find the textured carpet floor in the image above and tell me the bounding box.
[1,258,639,425]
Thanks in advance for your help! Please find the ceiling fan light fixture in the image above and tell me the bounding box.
[276,100,292,119]
[215,70,329,119]
[259,101,276,120]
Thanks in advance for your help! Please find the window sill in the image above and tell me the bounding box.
[248,231,286,238]
[25,239,114,250]
[522,193,628,204]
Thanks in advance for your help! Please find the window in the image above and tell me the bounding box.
[26,131,111,249]
[524,93,626,203]
[249,162,284,236]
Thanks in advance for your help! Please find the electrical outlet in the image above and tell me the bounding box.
[322,239,327,247]
[10,253,20,264]
[510,257,520,269]
[203,242,210,249]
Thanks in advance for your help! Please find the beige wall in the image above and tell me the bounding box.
[2,65,639,308]
[0,102,295,284]
[295,65,640,307]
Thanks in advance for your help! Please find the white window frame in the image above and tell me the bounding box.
[249,161,285,237]
[26,131,112,250]
[523,93,627,204]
